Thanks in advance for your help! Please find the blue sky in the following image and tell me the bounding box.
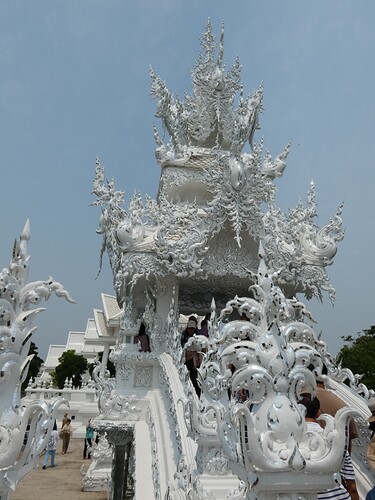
[1,1,374,360]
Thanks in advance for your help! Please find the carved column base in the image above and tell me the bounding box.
[92,420,135,500]
[81,434,112,492]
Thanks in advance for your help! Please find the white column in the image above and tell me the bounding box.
[100,344,110,376]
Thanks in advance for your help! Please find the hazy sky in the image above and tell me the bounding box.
[1,1,374,360]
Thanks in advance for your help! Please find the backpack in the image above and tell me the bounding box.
[47,433,55,449]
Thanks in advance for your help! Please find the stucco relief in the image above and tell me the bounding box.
[134,367,152,388]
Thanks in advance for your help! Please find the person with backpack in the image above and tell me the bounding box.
[42,422,58,469]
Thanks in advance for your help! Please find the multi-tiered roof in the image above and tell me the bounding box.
[93,21,344,315]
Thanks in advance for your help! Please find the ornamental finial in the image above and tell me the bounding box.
[151,21,263,161]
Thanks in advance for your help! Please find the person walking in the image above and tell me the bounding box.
[61,417,73,454]
[83,419,94,459]
[42,422,58,469]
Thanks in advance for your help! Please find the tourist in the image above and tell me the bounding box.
[181,319,201,397]
[300,364,358,452]
[300,396,359,500]
[367,398,375,470]
[83,419,94,459]
[42,422,58,469]
[315,365,358,451]
[181,318,197,347]
[365,399,375,499]
[134,322,151,352]
[60,417,73,454]
[61,412,69,429]
[198,313,210,337]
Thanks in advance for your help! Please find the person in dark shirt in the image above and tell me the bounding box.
[134,323,151,352]
[198,313,210,337]
[181,319,201,396]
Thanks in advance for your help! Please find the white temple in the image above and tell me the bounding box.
[86,21,375,500]
[2,20,375,500]
[41,293,120,374]
[23,293,119,437]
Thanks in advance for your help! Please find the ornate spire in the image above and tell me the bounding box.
[93,22,345,305]
[150,20,263,161]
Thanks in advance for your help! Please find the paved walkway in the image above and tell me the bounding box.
[12,438,108,500]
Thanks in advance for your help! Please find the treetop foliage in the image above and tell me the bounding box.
[337,325,375,390]
[51,349,88,389]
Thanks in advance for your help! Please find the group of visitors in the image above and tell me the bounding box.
[42,415,99,470]
[42,413,98,469]
[42,413,73,469]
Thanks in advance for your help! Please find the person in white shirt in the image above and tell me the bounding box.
[300,396,359,500]
[42,421,58,469]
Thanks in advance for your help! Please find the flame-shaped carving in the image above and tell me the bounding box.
[0,221,71,497]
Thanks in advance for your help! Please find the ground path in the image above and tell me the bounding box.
[12,438,107,500]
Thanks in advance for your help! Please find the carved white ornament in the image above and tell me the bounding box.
[93,22,344,304]
[0,221,72,498]
[89,21,365,500]
[180,245,360,497]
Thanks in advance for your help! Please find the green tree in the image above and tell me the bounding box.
[51,349,88,389]
[21,341,44,395]
[337,325,375,390]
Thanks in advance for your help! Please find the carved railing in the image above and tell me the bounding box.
[181,247,364,499]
